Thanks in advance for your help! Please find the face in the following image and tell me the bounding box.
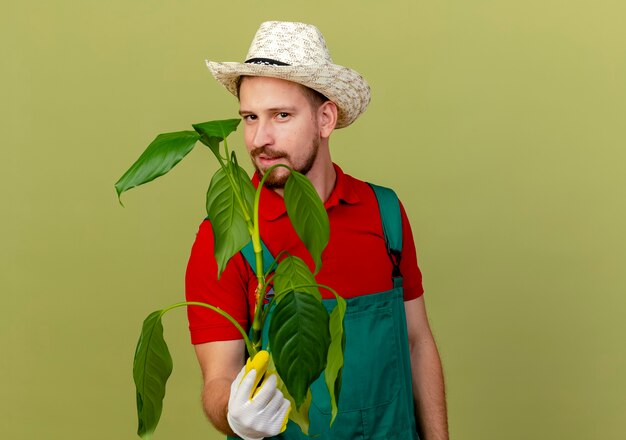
[238,76,322,188]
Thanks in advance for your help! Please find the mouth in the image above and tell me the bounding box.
[257,155,285,166]
[253,149,288,169]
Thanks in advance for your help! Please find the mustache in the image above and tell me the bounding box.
[250,147,288,160]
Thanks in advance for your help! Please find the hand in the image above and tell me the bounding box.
[227,351,291,440]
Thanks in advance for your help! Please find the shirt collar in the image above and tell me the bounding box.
[252,163,361,221]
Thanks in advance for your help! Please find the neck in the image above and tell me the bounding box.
[304,158,336,203]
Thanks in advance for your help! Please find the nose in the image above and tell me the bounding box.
[251,119,273,150]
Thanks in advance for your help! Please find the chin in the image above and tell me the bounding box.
[259,166,291,187]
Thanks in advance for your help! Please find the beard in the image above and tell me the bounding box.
[250,136,320,189]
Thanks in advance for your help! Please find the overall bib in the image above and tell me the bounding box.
[232,184,420,440]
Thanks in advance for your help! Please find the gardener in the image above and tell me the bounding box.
[186,21,448,440]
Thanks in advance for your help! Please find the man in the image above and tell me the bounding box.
[186,21,448,440]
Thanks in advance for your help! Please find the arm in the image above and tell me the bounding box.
[195,340,291,439]
[194,339,245,436]
[405,296,448,440]
[187,221,289,439]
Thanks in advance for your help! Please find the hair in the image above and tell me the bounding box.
[236,75,329,110]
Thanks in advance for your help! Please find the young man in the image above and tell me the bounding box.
[186,21,448,440]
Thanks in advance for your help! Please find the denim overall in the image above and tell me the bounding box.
[231,184,420,440]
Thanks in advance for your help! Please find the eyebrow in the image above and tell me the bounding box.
[239,106,298,116]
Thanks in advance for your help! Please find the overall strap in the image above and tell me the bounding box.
[367,183,404,287]
[204,214,275,275]
[241,239,275,275]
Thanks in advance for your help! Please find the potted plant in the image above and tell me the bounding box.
[116,119,346,439]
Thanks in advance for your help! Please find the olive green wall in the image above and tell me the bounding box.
[2,1,624,439]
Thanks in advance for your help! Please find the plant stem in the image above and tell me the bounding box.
[264,250,289,278]
[223,134,230,160]
[304,283,341,299]
[160,301,256,356]
[250,184,267,350]
[249,164,291,350]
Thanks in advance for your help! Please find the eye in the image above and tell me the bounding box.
[277,112,289,119]
[242,114,257,122]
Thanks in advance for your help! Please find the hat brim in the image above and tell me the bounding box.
[206,61,370,129]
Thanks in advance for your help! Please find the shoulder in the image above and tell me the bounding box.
[339,167,400,202]
[187,218,254,279]
[336,167,379,205]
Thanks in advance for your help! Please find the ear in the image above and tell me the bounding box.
[317,101,338,138]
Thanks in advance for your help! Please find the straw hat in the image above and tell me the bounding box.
[206,21,371,128]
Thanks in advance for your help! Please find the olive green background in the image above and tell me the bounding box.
[2,1,624,439]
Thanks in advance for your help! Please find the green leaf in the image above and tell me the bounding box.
[133,311,173,439]
[273,256,321,303]
[206,165,254,276]
[115,131,200,202]
[284,171,330,274]
[325,297,346,425]
[192,119,241,156]
[269,291,330,408]
[269,356,312,435]
[285,387,312,435]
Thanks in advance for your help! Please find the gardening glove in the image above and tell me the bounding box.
[227,350,291,440]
